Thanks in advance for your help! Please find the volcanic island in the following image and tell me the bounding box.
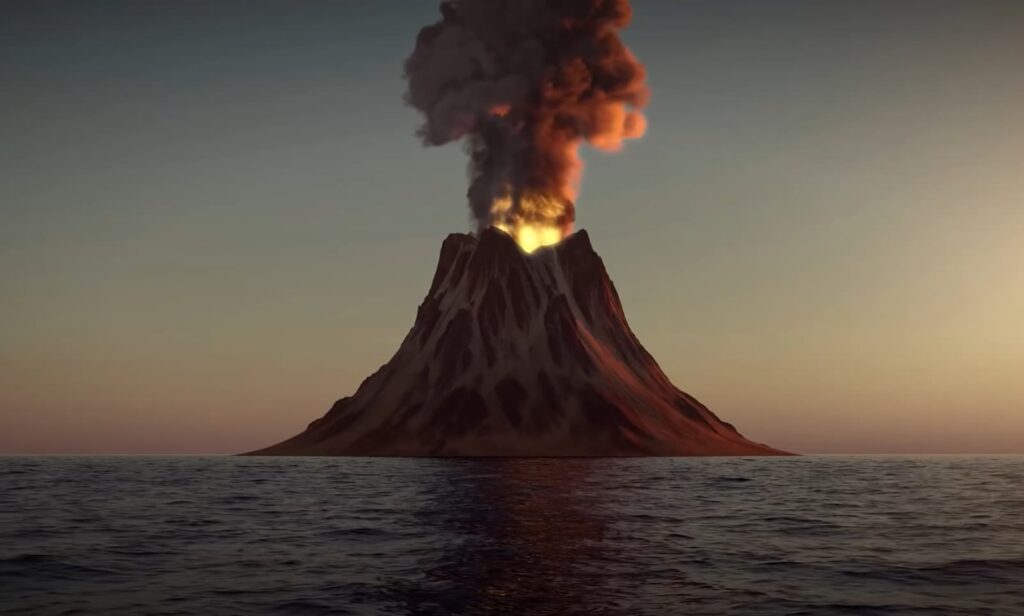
[246,228,788,456]
[248,1,789,456]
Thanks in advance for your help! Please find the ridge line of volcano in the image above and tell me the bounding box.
[244,228,791,457]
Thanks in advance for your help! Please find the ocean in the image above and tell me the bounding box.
[1,455,1021,615]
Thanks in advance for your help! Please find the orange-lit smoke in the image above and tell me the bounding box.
[404,0,648,249]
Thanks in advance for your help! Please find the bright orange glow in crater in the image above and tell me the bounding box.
[490,193,571,253]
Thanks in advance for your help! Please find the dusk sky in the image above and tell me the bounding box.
[2,0,1022,454]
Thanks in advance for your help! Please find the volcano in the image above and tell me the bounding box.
[247,229,788,456]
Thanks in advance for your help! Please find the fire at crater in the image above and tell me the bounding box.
[404,0,648,251]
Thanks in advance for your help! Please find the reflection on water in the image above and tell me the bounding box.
[388,460,612,615]
[2,456,1023,615]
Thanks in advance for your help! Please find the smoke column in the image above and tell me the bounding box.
[404,0,648,241]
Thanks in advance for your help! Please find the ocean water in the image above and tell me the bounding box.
[1,456,1022,615]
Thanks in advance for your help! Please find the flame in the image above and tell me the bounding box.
[490,193,571,253]
[495,222,564,253]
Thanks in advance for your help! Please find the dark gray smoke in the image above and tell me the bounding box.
[404,0,648,233]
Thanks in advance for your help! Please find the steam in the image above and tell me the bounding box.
[404,0,648,233]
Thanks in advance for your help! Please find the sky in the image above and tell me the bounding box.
[2,0,1022,454]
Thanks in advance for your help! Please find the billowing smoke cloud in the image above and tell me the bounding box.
[404,0,648,235]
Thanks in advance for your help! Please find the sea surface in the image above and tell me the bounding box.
[1,456,1022,615]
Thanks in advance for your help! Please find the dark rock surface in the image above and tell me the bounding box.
[246,229,789,456]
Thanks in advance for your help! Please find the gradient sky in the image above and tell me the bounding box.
[2,1,1022,454]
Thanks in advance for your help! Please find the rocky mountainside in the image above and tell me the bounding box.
[246,228,788,456]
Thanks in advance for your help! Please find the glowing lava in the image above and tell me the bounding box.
[490,193,571,253]
[494,222,563,254]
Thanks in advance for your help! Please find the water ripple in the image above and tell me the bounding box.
[0,455,1021,615]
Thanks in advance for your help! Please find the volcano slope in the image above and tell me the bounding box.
[246,229,789,456]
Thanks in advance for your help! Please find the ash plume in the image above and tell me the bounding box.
[404,0,648,233]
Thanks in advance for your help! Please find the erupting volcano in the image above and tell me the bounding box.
[247,0,788,456]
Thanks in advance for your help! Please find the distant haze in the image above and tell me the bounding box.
[2,1,1022,454]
